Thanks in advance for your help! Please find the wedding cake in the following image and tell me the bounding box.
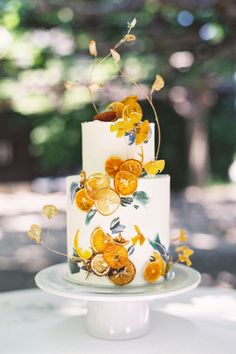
[66,96,170,287]
[27,19,194,287]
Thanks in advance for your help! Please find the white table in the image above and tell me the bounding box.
[0,287,235,354]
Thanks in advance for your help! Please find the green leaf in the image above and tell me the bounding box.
[120,196,133,207]
[133,191,149,206]
[70,182,79,203]
[85,209,97,224]
[68,259,80,274]
[148,234,167,257]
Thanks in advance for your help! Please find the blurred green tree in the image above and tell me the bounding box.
[0,0,235,188]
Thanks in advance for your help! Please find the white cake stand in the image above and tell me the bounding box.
[35,263,200,340]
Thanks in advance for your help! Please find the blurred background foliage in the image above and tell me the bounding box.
[0,0,236,189]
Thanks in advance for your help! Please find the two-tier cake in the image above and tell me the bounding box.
[27,19,194,288]
[66,97,170,287]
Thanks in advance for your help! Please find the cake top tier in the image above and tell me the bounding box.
[82,120,155,175]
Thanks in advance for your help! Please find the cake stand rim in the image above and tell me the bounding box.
[35,263,201,302]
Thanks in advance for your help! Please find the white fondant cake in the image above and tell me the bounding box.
[82,121,155,175]
[66,120,170,287]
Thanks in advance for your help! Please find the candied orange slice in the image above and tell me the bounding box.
[114,171,138,196]
[73,230,93,260]
[119,159,142,177]
[90,254,110,276]
[144,257,165,283]
[122,95,142,115]
[135,120,150,145]
[85,173,110,200]
[90,227,113,253]
[75,188,95,212]
[95,188,120,216]
[103,244,128,269]
[108,260,136,286]
[105,156,123,177]
[93,111,117,122]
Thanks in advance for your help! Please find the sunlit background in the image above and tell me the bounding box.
[0,0,236,291]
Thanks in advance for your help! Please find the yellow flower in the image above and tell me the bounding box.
[131,225,146,246]
[42,204,59,220]
[122,96,142,115]
[179,229,188,242]
[175,245,194,267]
[144,160,165,175]
[135,120,150,145]
[110,119,133,138]
[27,224,42,244]
[172,229,188,243]
[129,111,142,124]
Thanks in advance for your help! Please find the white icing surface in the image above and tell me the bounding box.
[82,121,155,175]
[66,174,170,287]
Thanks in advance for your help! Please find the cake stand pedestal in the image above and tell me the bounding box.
[35,263,200,340]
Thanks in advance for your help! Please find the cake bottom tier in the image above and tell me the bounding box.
[66,174,170,287]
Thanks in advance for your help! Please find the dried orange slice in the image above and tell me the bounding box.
[90,254,110,276]
[75,188,95,212]
[119,159,142,177]
[108,260,136,286]
[91,227,113,253]
[103,244,128,269]
[114,171,138,196]
[105,156,123,177]
[95,188,120,216]
[135,120,150,145]
[85,173,110,201]
[73,230,93,260]
[144,256,165,283]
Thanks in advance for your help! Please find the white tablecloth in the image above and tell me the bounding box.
[0,287,235,354]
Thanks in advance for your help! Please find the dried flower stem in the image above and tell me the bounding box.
[88,26,133,114]
[115,64,161,159]
[41,240,70,259]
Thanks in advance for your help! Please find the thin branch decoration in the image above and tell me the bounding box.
[65,18,165,159]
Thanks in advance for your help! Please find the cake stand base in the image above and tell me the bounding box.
[86,300,150,340]
[35,263,200,340]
